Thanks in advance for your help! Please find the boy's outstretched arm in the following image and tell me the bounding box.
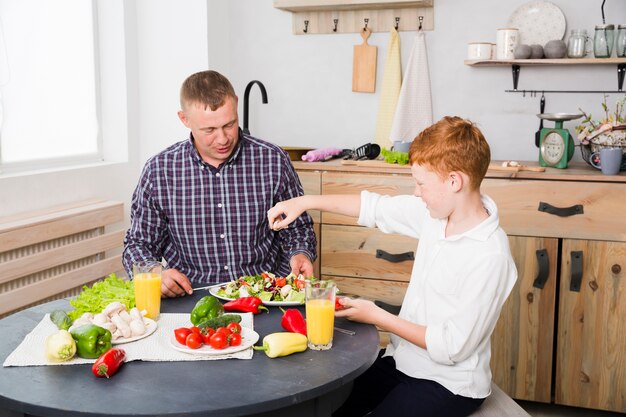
[268,194,361,230]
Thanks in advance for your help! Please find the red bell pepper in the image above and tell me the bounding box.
[92,348,126,378]
[223,296,268,314]
[279,307,307,335]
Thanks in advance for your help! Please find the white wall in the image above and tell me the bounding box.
[1,0,625,219]
[206,0,626,163]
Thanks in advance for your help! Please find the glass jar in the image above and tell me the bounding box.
[594,24,615,58]
[617,24,626,57]
[567,29,588,58]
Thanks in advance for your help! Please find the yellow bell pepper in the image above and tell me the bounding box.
[254,332,307,358]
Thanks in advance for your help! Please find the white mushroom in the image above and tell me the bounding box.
[112,329,123,340]
[98,322,117,335]
[103,302,125,317]
[92,313,109,326]
[119,310,133,323]
[110,314,131,338]
[129,307,143,322]
[129,319,146,337]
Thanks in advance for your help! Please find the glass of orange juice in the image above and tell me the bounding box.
[305,280,336,350]
[133,261,162,320]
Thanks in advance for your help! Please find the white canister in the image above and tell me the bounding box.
[467,42,493,60]
[496,28,519,59]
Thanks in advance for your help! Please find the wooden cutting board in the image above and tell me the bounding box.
[352,28,377,93]
[341,159,400,168]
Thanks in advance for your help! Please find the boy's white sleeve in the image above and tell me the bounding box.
[358,190,423,238]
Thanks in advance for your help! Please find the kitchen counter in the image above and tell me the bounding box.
[292,160,626,183]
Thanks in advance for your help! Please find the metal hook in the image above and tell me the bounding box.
[418,16,423,31]
[303,20,309,33]
[395,17,400,31]
[363,18,369,31]
[333,18,338,32]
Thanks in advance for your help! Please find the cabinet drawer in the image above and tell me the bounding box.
[483,180,626,241]
[322,275,408,306]
[321,224,416,282]
[321,171,413,225]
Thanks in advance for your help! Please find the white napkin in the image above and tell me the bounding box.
[389,31,433,143]
[3,313,254,367]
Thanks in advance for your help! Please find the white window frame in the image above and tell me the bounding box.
[0,0,127,176]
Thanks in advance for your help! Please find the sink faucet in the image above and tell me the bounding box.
[242,80,268,135]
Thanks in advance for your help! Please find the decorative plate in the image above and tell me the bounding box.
[169,327,259,356]
[507,1,566,46]
[111,318,157,345]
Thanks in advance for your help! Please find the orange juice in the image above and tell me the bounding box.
[134,272,161,319]
[306,299,335,348]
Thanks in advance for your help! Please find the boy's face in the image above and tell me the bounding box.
[410,163,454,219]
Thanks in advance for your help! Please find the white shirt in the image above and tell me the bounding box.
[358,190,517,398]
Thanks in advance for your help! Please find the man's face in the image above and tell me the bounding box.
[178,96,239,167]
[410,163,453,220]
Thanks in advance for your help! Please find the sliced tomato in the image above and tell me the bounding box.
[185,332,203,349]
[295,278,306,289]
[209,332,228,349]
[174,327,192,345]
[226,322,242,334]
[275,277,287,287]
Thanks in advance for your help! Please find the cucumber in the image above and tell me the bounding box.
[50,310,72,330]
[197,314,242,330]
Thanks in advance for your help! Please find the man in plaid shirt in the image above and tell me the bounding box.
[123,70,316,297]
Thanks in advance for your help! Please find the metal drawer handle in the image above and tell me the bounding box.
[532,249,549,289]
[375,249,414,263]
[538,202,583,217]
[570,251,584,292]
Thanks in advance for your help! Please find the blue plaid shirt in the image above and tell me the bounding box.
[122,131,316,284]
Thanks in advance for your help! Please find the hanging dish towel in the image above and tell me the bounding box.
[374,27,401,149]
[389,31,433,143]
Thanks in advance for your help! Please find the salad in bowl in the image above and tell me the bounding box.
[213,272,310,305]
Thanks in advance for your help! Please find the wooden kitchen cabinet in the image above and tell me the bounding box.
[293,159,626,413]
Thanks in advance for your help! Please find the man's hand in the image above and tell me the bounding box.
[161,268,193,298]
[290,253,314,277]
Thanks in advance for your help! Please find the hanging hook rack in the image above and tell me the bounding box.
[418,15,423,31]
[333,18,338,32]
[395,17,400,31]
[303,20,309,33]
[363,18,369,31]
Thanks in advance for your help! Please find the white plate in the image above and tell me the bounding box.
[112,318,157,345]
[209,286,303,307]
[169,327,259,356]
[507,0,566,46]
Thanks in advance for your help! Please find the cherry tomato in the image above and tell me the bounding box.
[228,333,242,347]
[215,327,229,336]
[209,332,228,349]
[201,328,215,344]
[295,278,306,289]
[190,326,201,335]
[174,327,192,345]
[185,332,203,349]
[226,322,242,334]
[335,298,345,310]
[275,277,287,287]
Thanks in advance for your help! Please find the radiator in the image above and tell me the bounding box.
[0,200,125,318]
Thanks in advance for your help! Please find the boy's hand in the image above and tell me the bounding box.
[334,298,381,325]
[267,197,305,230]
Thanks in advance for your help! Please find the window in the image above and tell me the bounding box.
[0,0,101,173]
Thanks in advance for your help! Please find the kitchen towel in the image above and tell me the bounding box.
[374,27,402,149]
[389,30,433,143]
[3,313,255,367]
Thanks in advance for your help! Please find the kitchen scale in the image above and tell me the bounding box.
[536,113,583,168]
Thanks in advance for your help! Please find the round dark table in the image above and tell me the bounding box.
[0,292,379,417]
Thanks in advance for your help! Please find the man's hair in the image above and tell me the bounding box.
[180,70,237,111]
[409,116,490,190]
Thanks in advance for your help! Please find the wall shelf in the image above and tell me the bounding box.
[464,58,626,93]
[273,0,433,35]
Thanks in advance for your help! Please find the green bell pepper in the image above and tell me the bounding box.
[190,295,224,325]
[70,324,112,359]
